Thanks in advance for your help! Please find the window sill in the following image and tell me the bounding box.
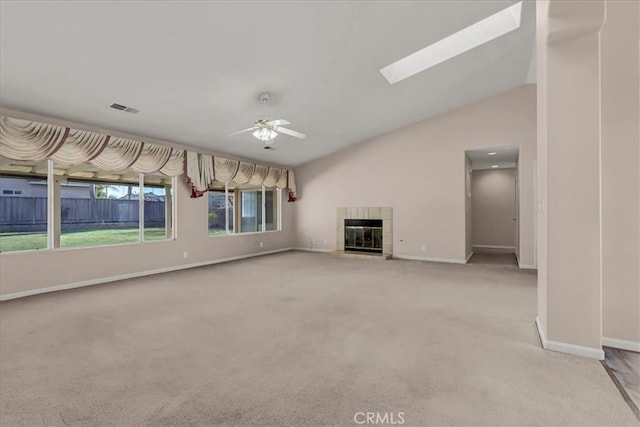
[208,230,281,238]
[0,238,176,255]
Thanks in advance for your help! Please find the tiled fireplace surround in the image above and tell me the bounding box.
[337,207,393,256]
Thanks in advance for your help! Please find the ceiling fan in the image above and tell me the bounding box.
[227,93,306,147]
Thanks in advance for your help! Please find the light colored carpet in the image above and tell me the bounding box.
[0,251,636,426]
[468,252,518,266]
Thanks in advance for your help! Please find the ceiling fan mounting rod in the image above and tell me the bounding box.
[258,93,270,104]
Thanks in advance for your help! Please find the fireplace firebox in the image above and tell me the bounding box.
[344,219,383,254]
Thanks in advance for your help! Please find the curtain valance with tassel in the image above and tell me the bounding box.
[0,116,184,176]
[0,115,297,200]
[185,152,297,201]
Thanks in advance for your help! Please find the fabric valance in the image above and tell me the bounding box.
[0,115,296,200]
[185,152,297,200]
[0,116,184,177]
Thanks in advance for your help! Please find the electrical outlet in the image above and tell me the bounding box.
[324,239,327,245]
[259,241,264,248]
[183,251,188,259]
[421,245,427,252]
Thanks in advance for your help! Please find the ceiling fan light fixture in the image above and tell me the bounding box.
[253,127,278,142]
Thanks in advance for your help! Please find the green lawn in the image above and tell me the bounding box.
[208,228,231,236]
[0,228,168,253]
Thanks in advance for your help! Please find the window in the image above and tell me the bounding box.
[60,179,140,248]
[0,172,48,253]
[239,188,276,233]
[240,190,259,233]
[209,185,280,236]
[208,190,234,235]
[0,158,175,252]
[143,176,173,241]
[55,162,175,248]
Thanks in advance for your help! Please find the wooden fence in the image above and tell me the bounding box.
[0,197,165,232]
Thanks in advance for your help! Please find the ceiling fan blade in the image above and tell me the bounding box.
[227,127,257,137]
[267,119,290,127]
[277,127,306,139]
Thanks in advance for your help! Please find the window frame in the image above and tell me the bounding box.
[0,159,176,254]
[0,170,49,253]
[207,187,235,236]
[208,184,282,237]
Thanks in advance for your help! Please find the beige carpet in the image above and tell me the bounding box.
[468,251,518,266]
[0,251,636,426]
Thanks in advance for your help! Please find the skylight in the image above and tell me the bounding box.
[379,1,523,85]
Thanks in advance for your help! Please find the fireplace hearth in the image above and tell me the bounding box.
[344,219,383,254]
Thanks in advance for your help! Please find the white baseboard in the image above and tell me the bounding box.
[292,247,333,253]
[535,316,547,345]
[602,337,640,352]
[536,317,604,360]
[472,245,516,250]
[519,263,537,270]
[465,252,474,264]
[300,249,469,265]
[393,254,468,264]
[544,340,605,360]
[0,248,294,302]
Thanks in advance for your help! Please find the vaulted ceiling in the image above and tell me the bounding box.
[0,1,535,167]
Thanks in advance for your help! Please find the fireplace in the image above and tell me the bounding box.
[337,207,392,257]
[344,219,383,254]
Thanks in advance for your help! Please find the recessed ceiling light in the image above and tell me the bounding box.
[491,165,499,168]
[379,1,523,84]
[488,152,497,155]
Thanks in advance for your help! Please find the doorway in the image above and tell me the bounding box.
[465,146,519,266]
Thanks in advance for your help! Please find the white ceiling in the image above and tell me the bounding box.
[0,1,535,167]
[466,146,519,170]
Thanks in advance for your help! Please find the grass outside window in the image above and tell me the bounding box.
[0,228,166,252]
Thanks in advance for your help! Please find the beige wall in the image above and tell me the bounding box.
[537,0,639,354]
[538,0,604,351]
[601,0,640,344]
[0,168,295,297]
[471,168,517,249]
[293,85,536,265]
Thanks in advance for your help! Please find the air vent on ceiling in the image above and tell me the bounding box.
[110,103,140,114]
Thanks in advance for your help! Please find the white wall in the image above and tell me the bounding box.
[471,168,517,249]
[293,85,536,265]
